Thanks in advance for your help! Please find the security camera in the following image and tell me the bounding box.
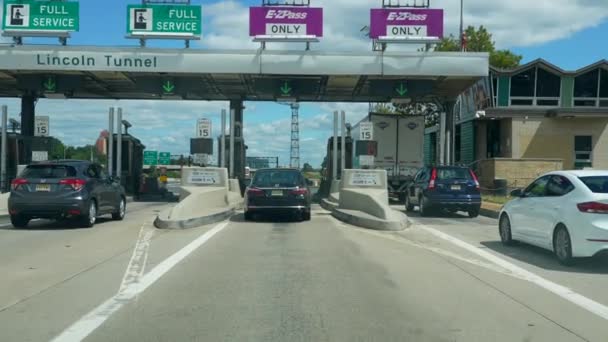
[475,110,486,118]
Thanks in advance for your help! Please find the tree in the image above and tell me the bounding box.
[435,25,522,69]
[302,163,314,172]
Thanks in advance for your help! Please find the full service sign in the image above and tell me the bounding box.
[249,7,323,37]
[127,4,201,35]
[369,9,443,39]
[2,0,79,32]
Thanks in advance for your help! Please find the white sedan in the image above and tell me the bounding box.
[499,170,608,265]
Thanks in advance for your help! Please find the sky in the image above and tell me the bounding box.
[1,0,608,167]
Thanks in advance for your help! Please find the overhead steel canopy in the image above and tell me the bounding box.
[0,45,489,102]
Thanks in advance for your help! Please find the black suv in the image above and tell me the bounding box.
[405,166,482,217]
[8,160,126,228]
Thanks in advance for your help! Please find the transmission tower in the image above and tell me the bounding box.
[278,102,300,169]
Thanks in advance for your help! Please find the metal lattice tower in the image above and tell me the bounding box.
[290,103,300,169]
[279,101,300,169]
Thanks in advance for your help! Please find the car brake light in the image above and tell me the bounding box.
[290,188,308,195]
[577,202,608,214]
[11,178,28,190]
[59,178,86,191]
[428,168,437,190]
[247,188,265,197]
[469,169,480,190]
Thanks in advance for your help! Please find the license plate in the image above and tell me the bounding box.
[450,185,461,191]
[271,190,283,197]
[36,184,51,192]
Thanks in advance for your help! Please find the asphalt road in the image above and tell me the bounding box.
[1,204,608,341]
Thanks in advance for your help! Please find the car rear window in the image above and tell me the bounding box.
[579,176,608,193]
[251,170,303,188]
[436,168,472,180]
[21,165,77,179]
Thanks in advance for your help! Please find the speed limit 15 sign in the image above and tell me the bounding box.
[35,116,50,137]
[197,119,212,138]
[359,122,373,141]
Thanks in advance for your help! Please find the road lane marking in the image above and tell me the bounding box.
[50,221,230,342]
[419,224,608,321]
[118,221,155,293]
[330,217,528,281]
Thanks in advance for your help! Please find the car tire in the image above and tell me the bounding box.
[10,215,29,228]
[554,225,574,266]
[303,210,311,221]
[80,200,97,228]
[405,196,414,212]
[468,209,480,218]
[112,197,126,221]
[499,214,515,246]
[419,196,431,217]
[244,211,253,221]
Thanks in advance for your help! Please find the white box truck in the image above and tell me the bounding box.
[352,113,425,201]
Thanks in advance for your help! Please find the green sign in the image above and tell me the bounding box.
[127,4,201,36]
[395,83,408,96]
[162,80,175,95]
[2,0,79,32]
[158,152,171,165]
[42,75,57,92]
[280,81,292,96]
[144,150,158,165]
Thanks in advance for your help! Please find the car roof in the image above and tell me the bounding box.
[547,170,608,178]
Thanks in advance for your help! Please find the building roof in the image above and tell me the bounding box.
[490,58,608,76]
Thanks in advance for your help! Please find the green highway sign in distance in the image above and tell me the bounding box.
[127,4,202,35]
[158,152,171,165]
[144,150,158,165]
[2,0,79,32]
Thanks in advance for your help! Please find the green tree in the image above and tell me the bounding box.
[302,162,314,172]
[435,25,522,69]
[48,137,66,160]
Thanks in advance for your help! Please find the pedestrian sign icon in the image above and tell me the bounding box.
[130,8,152,31]
[8,4,29,27]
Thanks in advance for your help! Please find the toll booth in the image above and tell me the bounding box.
[325,136,353,181]
[217,136,247,179]
[107,133,145,196]
[0,134,61,191]
[318,136,353,199]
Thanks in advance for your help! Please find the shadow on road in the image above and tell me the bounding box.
[230,213,305,224]
[481,240,608,274]
[0,217,116,231]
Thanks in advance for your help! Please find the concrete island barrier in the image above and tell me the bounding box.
[154,167,242,229]
[330,169,409,231]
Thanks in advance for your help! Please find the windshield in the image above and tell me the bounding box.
[21,165,77,179]
[579,176,608,193]
[436,168,472,180]
[251,170,303,188]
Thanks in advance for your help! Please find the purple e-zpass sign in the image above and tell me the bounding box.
[249,7,323,37]
[369,8,443,39]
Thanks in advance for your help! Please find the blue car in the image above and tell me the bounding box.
[405,166,482,218]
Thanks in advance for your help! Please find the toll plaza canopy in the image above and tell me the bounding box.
[0,45,489,102]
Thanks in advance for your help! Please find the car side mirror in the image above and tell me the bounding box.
[510,189,523,198]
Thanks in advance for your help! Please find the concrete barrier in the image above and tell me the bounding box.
[154,167,242,229]
[0,192,9,217]
[332,169,409,231]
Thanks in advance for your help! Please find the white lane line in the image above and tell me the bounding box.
[118,221,155,293]
[330,216,527,281]
[419,224,608,321]
[50,221,230,342]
